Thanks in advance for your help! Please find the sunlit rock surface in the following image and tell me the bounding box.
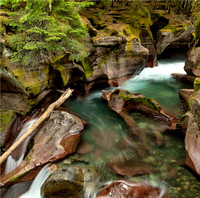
[0,110,85,187]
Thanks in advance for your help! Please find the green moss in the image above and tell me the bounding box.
[119,2,152,32]
[194,77,200,92]
[82,58,93,80]
[133,97,161,111]
[97,49,113,69]
[125,40,133,61]
[119,90,160,111]
[13,68,24,81]
[12,68,41,96]
[119,92,131,100]
[0,109,14,132]
[10,171,29,182]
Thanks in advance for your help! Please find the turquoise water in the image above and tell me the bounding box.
[64,58,200,197]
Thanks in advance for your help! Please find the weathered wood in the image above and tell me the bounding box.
[0,88,73,165]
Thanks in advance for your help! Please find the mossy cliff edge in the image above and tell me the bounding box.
[0,0,198,130]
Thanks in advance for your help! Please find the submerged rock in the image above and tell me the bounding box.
[102,89,178,132]
[107,153,156,177]
[0,110,85,187]
[41,166,99,198]
[97,180,169,198]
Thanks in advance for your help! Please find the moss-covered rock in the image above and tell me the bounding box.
[194,77,200,91]
[102,89,178,130]
[41,166,98,198]
[0,109,14,132]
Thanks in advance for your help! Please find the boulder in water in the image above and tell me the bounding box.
[0,110,85,187]
[41,166,99,198]
[102,89,178,131]
[97,180,169,198]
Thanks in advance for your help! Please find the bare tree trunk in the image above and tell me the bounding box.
[0,88,73,165]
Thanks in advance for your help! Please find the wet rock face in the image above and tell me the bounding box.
[97,180,169,198]
[0,110,85,187]
[184,47,200,77]
[102,89,178,131]
[178,89,194,110]
[184,112,200,175]
[171,73,195,85]
[87,37,149,89]
[156,25,194,55]
[179,91,200,175]
[41,166,98,198]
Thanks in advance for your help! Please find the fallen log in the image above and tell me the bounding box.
[0,88,73,165]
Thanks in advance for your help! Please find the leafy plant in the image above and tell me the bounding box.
[1,0,93,66]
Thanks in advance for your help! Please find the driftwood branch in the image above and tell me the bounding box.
[0,88,73,165]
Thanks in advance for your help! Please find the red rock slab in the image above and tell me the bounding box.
[0,110,85,187]
[97,180,169,198]
[171,73,195,85]
[185,112,200,175]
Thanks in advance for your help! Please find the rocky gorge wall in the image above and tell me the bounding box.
[177,47,200,176]
[0,1,196,154]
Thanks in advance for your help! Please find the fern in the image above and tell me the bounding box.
[2,0,94,66]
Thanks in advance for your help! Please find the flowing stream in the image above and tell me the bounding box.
[20,165,51,198]
[5,119,38,175]
[4,57,200,197]
[64,58,200,197]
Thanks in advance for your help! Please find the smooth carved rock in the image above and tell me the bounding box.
[97,180,169,198]
[0,110,84,187]
[184,47,200,77]
[102,89,178,131]
[87,38,149,89]
[41,166,98,198]
[185,112,200,175]
[190,91,200,128]
[0,93,29,114]
[178,89,194,110]
[156,25,194,54]
[93,36,125,47]
[171,73,195,85]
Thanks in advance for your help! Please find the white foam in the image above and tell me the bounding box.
[5,118,38,175]
[20,164,51,198]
